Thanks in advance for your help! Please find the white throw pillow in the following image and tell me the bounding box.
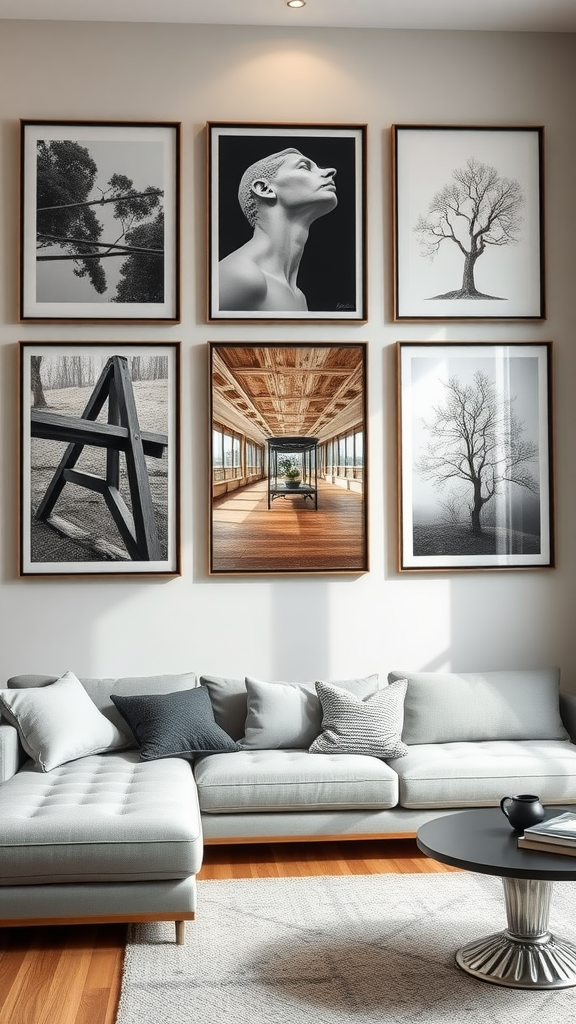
[0,670,128,772]
[309,679,408,758]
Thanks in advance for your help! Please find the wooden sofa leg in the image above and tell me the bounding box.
[175,920,186,944]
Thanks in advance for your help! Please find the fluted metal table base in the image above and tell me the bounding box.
[456,876,576,988]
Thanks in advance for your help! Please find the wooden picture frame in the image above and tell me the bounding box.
[19,341,181,576]
[210,341,368,574]
[20,121,180,322]
[397,342,554,571]
[393,125,545,321]
[208,123,367,322]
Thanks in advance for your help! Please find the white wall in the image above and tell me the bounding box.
[1,21,575,687]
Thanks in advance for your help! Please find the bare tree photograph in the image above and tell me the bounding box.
[398,343,553,571]
[393,126,544,320]
[19,342,181,576]
[20,122,180,322]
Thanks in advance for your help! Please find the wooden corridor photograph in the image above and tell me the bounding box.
[210,342,368,574]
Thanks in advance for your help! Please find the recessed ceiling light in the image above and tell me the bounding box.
[287,1,306,8]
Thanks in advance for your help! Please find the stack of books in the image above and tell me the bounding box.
[518,811,576,856]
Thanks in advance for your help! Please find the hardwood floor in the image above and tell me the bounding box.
[212,478,366,571]
[0,840,457,1024]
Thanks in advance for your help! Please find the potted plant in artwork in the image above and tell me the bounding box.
[278,456,301,489]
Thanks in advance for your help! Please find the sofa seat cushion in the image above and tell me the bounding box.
[0,752,202,885]
[194,749,399,813]
[390,740,576,809]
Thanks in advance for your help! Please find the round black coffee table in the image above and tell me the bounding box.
[417,806,576,989]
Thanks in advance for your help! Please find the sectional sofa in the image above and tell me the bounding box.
[1,666,576,943]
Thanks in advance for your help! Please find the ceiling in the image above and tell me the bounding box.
[212,346,364,444]
[1,0,575,33]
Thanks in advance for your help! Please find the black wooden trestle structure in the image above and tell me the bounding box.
[31,356,167,561]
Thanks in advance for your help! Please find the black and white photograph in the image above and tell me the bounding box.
[393,126,545,321]
[19,342,181,576]
[208,123,367,321]
[210,342,368,574]
[397,342,553,571]
[20,121,180,322]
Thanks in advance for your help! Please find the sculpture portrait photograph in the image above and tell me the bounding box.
[208,124,366,321]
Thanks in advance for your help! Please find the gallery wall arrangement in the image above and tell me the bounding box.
[14,118,553,580]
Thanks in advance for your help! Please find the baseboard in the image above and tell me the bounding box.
[203,832,418,845]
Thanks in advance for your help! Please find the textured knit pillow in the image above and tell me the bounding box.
[111,685,240,761]
[0,670,128,772]
[309,679,408,758]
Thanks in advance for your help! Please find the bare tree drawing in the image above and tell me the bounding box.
[414,157,525,300]
[417,371,539,537]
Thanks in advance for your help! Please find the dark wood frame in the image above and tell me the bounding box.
[20,120,181,322]
[19,341,181,577]
[397,341,554,572]
[392,125,545,321]
[208,122,367,323]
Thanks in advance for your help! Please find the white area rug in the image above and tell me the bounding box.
[116,873,576,1024]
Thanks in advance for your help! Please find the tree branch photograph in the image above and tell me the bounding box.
[19,342,181,577]
[208,123,366,322]
[397,343,553,571]
[20,121,180,322]
[393,126,544,320]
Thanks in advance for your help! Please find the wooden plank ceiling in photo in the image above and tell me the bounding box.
[212,345,364,443]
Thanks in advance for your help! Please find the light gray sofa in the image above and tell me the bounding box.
[195,668,576,841]
[1,666,576,942]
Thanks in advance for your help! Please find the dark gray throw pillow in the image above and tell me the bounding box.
[110,686,240,761]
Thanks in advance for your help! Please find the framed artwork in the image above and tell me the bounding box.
[20,121,180,322]
[397,342,554,572]
[392,125,545,321]
[19,341,181,576]
[208,123,367,322]
[209,341,368,574]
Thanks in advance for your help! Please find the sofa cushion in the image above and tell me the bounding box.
[0,671,128,772]
[199,676,247,740]
[7,671,197,748]
[390,739,576,809]
[387,668,568,744]
[309,679,408,759]
[111,686,240,761]
[240,674,381,750]
[194,748,399,813]
[0,751,203,885]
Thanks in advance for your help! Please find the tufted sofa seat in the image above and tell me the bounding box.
[0,672,203,943]
[0,753,201,885]
[389,739,576,808]
[194,748,399,813]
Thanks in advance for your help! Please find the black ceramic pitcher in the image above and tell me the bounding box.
[500,794,545,831]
